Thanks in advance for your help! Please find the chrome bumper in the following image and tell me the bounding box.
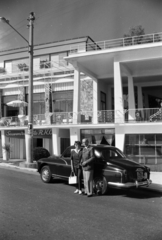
[108,179,152,189]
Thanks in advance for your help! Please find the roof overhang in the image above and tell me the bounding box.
[65,42,162,80]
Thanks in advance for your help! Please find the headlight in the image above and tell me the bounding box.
[145,166,150,172]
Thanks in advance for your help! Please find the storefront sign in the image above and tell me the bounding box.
[5,130,25,138]
[5,129,52,139]
[33,129,52,138]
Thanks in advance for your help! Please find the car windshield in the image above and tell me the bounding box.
[94,148,126,161]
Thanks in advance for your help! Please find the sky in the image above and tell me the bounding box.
[0,0,162,51]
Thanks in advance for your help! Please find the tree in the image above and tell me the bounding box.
[124,25,145,46]
[124,25,145,38]
[123,25,161,46]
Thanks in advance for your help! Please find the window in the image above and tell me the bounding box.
[81,128,115,145]
[5,59,29,73]
[27,93,45,115]
[53,91,73,112]
[124,134,162,165]
[51,52,67,69]
[101,91,106,110]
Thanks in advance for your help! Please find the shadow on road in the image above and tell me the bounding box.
[105,187,162,199]
[49,178,162,199]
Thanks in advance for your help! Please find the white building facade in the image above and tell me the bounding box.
[0,34,162,171]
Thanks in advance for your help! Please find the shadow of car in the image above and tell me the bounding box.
[37,144,152,195]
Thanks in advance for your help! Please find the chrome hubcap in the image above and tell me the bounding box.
[94,179,104,192]
[42,169,49,181]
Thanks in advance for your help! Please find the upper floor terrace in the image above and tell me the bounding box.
[69,32,162,54]
[66,32,162,81]
[0,107,161,128]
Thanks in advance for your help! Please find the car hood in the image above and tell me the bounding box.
[107,158,146,170]
[38,155,59,163]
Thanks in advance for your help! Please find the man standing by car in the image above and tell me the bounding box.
[81,138,95,197]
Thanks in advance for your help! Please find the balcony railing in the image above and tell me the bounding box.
[70,32,162,55]
[0,60,74,85]
[125,108,162,122]
[1,108,161,128]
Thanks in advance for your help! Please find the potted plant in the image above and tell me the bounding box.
[2,143,12,161]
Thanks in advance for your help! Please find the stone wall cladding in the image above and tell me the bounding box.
[80,79,93,112]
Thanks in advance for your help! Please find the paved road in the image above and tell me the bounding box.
[0,168,162,240]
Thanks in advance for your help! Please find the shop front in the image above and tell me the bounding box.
[5,130,25,159]
[33,129,52,154]
[4,128,52,159]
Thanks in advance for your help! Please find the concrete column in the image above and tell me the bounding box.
[115,128,125,152]
[114,62,124,123]
[25,129,29,161]
[73,64,80,124]
[18,86,26,115]
[70,127,80,145]
[93,78,98,124]
[52,128,60,155]
[20,129,37,168]
[128,75,135,120]
[1,130,9,160]
[45,83,52,124]
[0,90,2,118]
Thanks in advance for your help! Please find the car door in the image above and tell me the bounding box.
[56,147,72,178]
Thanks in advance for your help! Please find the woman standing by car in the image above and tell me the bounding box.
[71,141,83,194]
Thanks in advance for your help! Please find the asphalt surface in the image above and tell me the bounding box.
[0,167,162,240]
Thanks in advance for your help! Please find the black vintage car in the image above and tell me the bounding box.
[37,144,152,195]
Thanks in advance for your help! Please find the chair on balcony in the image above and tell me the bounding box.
[0,117,12,127]
[135,110,142,122]
[62,119,67,124]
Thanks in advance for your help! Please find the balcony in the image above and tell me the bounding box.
[69,32,162,55]
[0,108,161,128]
[0,60,74,87]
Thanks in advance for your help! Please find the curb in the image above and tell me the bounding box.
[0,162,37,172]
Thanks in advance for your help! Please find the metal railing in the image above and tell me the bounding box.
[70,32,162,54]
[0,60,74,84]
[125,108,162,122]
[0,108,161,128]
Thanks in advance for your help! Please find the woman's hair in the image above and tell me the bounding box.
[74,141,81,146]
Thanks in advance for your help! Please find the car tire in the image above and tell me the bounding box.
[93,176,108,195]
[40,165,52,183]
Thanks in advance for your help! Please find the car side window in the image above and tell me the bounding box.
[94,149,106,164]
[109,149,120,158]
[63,148,71,158]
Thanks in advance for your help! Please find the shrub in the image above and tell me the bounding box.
[33,147,50,161]
[2,143,12,153]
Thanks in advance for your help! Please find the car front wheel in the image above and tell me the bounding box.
[93,176,108,195]
[40,166,52,183]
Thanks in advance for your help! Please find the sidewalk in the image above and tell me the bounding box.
[0,159,37,172]
[0,159,162,185]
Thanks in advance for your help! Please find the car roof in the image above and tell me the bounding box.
[69,144,117,149]
[90,144,116,149]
